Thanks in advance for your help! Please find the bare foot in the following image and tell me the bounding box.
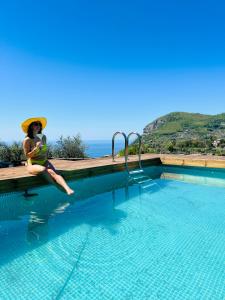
[66,188,74,196]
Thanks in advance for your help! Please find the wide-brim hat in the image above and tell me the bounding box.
[21,117,47,133]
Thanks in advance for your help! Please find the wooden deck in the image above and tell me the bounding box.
[0,154,225,193]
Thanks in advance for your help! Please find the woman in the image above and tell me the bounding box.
[22,117,74,195]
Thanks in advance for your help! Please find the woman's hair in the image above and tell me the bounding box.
[27,122,42,139]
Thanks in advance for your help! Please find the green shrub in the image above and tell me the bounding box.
[214,148,225,156]
[0,142,11,162]
[0,141,25,164]
[118,143,150,156]
[52,135,87,158]
[10,142,25,163]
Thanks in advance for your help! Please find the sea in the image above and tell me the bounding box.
[84,140,125,158]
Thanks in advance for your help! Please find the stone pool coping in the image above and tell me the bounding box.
[0,154,225,193]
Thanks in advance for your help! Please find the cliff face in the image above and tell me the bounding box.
[141,112,225,154]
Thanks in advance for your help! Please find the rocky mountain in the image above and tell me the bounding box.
[141,112,225,155]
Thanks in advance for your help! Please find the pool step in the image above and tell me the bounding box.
[129,169,148,181]
[130,176,157,191]
[134,178,153,184]
[129,169,157,191]
[129,169,144,175]
[141,181,156,189]
[130,175,149,181]
[132,176,155,185]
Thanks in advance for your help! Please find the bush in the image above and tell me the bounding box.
[52,135,87,158]
[10,142,25,163]
[0,141,24,165]
[0,142,11,162]
[214,148,225,156]
[118,143,150,156]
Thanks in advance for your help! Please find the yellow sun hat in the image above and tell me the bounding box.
[21,117,47,134]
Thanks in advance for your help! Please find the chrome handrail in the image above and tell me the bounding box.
[112,132,128,167]
[127,132,142,169]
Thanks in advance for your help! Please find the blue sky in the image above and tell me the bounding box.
[0,0,224,142]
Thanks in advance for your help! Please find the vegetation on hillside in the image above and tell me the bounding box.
[120,112,225,156]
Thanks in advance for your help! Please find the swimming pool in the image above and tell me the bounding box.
[1,166,225,299]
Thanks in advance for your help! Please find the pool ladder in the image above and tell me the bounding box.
[112,131,143,175]
[112,131,157,189]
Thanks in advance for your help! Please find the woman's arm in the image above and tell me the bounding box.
[23,138,40,159]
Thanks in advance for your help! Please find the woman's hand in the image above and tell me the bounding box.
[36,141,43,149]
[23,138,44,159]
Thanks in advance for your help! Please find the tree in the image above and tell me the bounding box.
[9,142,24,164]
[53,134,87,158]
[0,142,11,162]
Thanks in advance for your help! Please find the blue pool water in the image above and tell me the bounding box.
[1,166,225,299]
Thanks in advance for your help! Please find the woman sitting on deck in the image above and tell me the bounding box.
[21,117,74,196]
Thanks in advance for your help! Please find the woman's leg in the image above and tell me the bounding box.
[27,163,57,186]
[27,164,46,175]
[44,161,74,195]
[27,162,74,195]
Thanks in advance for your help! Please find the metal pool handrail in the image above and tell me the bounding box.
[127,132,142,170]
[112,132,128,167]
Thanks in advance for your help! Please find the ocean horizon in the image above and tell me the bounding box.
[84,140,125,158]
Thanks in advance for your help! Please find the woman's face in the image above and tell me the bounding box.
[32,122,42,134]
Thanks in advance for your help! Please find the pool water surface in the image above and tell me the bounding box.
[0,166,225,299]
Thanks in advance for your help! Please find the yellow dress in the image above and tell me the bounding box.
[27,142,48,166]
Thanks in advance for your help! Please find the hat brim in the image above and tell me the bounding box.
[21,117,47,134]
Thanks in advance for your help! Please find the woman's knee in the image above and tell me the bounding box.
[46,168,57,177]
[27,165,46,175]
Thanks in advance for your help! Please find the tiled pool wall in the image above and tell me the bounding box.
[162,165,225,187]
